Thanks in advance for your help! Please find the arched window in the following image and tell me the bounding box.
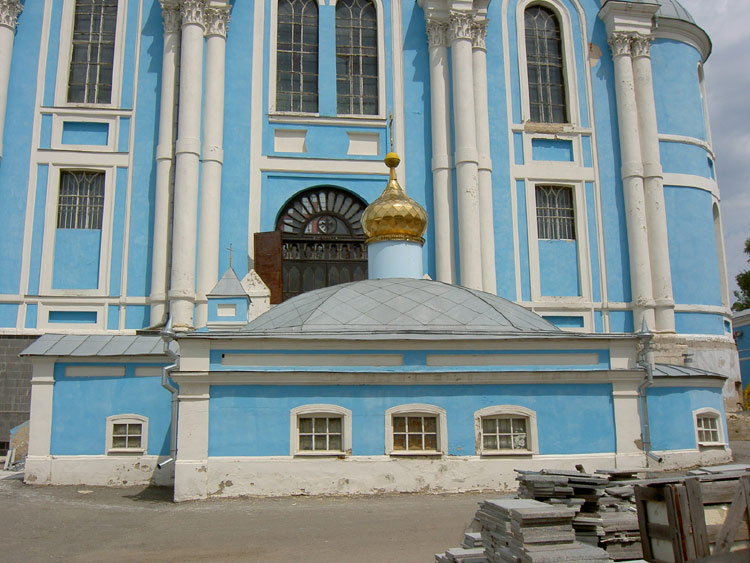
[276,0,319,113]
[335,0,378,115]
[524,5,567,123]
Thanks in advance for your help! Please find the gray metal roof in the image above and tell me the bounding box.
[652,363,726,379]
[21,334,174,357]
[655,0,695,24]
[239,278,561,335]
[208,268,247,298]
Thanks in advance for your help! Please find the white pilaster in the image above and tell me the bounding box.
[611,380,646,467]
[24,358,55,485]
[195,4,230,328]
[449,10,483,290]
[632,35,675,334]
[173,380,210,501]
[425,20,456,284]
[0,0,23,160]
[169,0,206,332]
[472,19,497,294]
[608,33,654,330]
[150,1,181,326]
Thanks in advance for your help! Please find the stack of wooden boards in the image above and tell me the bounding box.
[515,469,643,561]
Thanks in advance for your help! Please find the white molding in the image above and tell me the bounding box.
[53,0,128,109]
[692,407,727,448]
[658,133,714,158]
[247,0,266,264]
[384,403,447,455]
[289,404,353,456]
[474,404,539,455]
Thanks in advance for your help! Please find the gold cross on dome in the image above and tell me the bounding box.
[226,243,233,269]
[388,112,394,152]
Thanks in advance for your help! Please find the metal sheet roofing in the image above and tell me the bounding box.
[21,334,173,357]
[653,363,726,378]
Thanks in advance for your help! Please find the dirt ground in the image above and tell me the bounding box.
[3,443,750,563]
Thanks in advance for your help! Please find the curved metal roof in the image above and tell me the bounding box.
[241,278,560,335]
[655,0,695,24]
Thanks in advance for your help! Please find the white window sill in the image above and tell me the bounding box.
[107,448,146,455]
[293,451,347,457]
[268,113,387,128]
[479,450,534,457]
[388,451,443,457]
[698,442,727,448]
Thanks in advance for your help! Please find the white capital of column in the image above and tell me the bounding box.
[449,10,483,290]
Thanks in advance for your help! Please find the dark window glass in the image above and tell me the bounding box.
[276,0,319,113]
[67,0,118,104]
[336,0,378,115]
[57,171,105,230]
[525,6,567,123]
[535,186,575,240]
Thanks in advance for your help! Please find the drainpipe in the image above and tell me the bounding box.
[157,317,179,469]
[637,319,662,463]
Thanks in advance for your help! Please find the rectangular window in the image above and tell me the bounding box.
[57,171,104,229]
[535,185,575,240]
[67,0,118,104]
[335,0,379,115]
[276,0,319,113]
[481,417,529,451]
[392,415,438,452]
[112,422,142,450]
[696,415,720,444]
[298,416,343,452]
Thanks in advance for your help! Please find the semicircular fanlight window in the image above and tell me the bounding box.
[276,187,366,236]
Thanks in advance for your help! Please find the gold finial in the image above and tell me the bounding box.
[360,152,428,245]
[388,112,394,152]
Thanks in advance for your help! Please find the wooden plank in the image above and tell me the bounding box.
[685,477,711,557]
[675,484,697,560]
[713,479,748,554]
[693,548,750,563]
[665,484,686,563]
[635,484,655,561]
[698,480,746,504]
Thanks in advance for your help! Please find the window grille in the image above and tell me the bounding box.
[525,5,567,123]
[336,0,378,115]
[57,171,105,230]
[535,185,575,240]
[481,417,529,451]
[696,415,720,444]
[298,416,343,452]
[392,415,438,451]
[67,0,118,104]
[276,0,319,113]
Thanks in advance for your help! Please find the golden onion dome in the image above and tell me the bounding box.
[361,152,428,245]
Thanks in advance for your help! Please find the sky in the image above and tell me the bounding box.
[679,0,750,303]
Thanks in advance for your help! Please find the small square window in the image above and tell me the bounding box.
[386,404,446,456]
[290,405,351,456]
[693,408,726,448]
[475,406,538,456]
[106,414,148,454]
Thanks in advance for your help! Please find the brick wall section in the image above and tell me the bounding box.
[0,336,37,443]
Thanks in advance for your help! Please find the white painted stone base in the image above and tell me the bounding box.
[653,447,732,470]
[24,455,174,487]
[680,335,742,407]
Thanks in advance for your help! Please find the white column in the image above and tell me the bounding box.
[173,380,210,501]
[449,10,482,290]
[0,0,23,160]
[425,20,455,284]
[25,359,55,485]
[472,20,497,294]
[195,5,230,328]
[611,380,647,467]
[632,34,675,334]
[169,0,206,332]
[149,1,181,326]
[608,33,654,330]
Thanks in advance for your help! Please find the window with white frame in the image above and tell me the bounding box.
[336,0,378,115]
[57,171,105,230]
[385,404,447,455]
[67,0,119,104]
[106,414,148,454]
[276,0,319,113]
[475,406,539,455]
[535,185,575,240]
[524,5,567,124]
[290,404,352,455]
[693,408,725,447]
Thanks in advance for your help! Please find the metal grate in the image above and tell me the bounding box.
[276,0,319,113]
[67,0,118,104]
[336,0,378,115]
[525,5,567,123]
[57,171,104,230]
[535,185,575,240]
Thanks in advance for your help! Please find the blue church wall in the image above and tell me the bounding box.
[664,186,722,309]
[52,229,101,290]
[0,0,44,295]
[26,165,49,299]
[220,0,254,276]
[208,383,616,457]
[61,122,109,146]
[736,326,750,389]
[585,181,602,303]
[650,39,706,141]
[646,386,725,451]
[110,167,129,296]
[660,141,714,179]
[50,363,172,456]
[674,312,725,336]
[516,181,531,302]
[42,0,62,107]
[539,240,580,297]
[0,304,18,328]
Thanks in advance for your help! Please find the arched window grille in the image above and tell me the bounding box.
[535,186,575,240]
[335,0,378,115]
[276,0,319,113]
[276,188,368,300]
[525,5,567,123]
